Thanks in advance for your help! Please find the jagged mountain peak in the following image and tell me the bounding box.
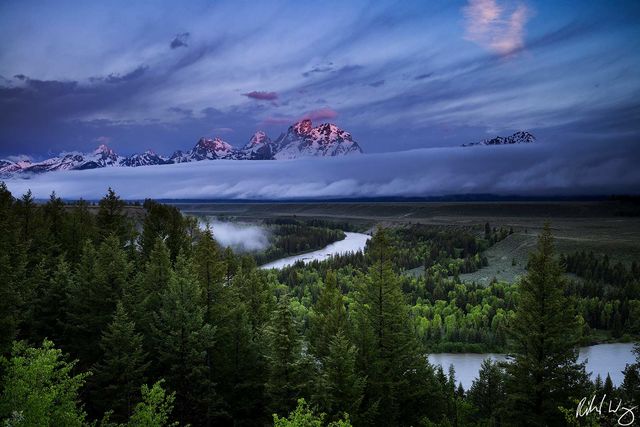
[462,131,536,147]
[93,144,117,156]
[247,131,270,147]
[291,119,313,136]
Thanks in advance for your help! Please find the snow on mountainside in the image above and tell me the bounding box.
[241,131,276,160]
[0,119,363,176]
[462,131,536,147]
[273,119,363,159]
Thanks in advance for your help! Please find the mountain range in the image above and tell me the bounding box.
[0,119,363,176]
[1,126,536,177]
[461,131,536,147]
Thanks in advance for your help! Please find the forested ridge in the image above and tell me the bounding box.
[0,183,639,426]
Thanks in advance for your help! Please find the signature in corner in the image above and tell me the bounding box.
[576,394,637,426]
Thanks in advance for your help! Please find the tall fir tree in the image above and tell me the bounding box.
[96,187,128,242]
[31,255,73,347]
[90,302,150,421]
[0,183,22,354]
[265,295,307,417]
[315,331,365,422]
[151,253,217,426]
[309,269,347,360]
[66,236,129,369]
[355,228,444,426]
[506,223,590,426]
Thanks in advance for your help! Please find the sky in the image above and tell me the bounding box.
[1,0,639,159]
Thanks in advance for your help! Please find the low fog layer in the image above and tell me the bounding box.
[4,142,639,199]
[199,219,269,252]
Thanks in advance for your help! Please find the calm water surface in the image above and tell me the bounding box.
[429,343,636,390]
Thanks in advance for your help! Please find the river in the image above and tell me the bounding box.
[247,225,636,392]
[428,342,637,390]
[260,231,371,269]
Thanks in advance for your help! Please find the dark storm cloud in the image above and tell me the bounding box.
[302,63,334,78]
[243,91,278,101]
[170,32,190,49]
[104,66,148,84]
[414,73,433,80]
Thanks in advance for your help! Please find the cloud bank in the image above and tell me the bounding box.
[3,143,639,200]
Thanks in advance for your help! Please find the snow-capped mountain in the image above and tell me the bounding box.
[462,131,536,147]
[0,120,364,176]
[241,131,277,160]
[119,150,169,167]
[273,120,363,159]
[188,137,237,160]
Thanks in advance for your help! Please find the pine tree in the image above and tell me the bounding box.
[309,269,347,360]
[193,227,226,327]
[66,236,129,368]
[62,199,96,265]
[151,253,216,426]
[0,184,21,354]
[32,255,73,347]
[193,228,231,423]
[65,240,98,365]
[90,302,149,421]
[130,237,173,352]
[316,331,365,422]
[506,223,589,426]
[355,228,444,426]
[96,187,128,241]
[468,359,507,425]
[234,266,274,336]
[265,295,306,417]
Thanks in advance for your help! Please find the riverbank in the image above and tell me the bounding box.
[260,231,370,269]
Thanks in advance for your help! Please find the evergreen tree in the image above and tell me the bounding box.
[620,343,640,405]
[467,359,507,425]
[316,331,365,422]
[32,255,73,347]
[309,269,347,360]
[193,227,232,422]
[265,295,306,417]
[151,253,216,426]
[355,228,444,426]
[62,199,96,264]
[193,227,226,327]
[91,302,150,421]
[96,188,128,241]
[0,184,22,354]
[506,224,589,426]
[66,236,129,368]
[65,240,98,365]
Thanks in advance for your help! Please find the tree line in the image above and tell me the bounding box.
[1,183,638,426]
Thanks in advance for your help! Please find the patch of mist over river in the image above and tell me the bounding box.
[197,217,270,252]
[429,343,636,390]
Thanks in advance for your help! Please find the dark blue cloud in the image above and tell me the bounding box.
[170,32,190,49]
